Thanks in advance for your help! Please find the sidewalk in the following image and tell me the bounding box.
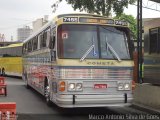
[133,83,160,114]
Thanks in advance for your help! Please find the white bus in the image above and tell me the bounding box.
[22,14,135,108]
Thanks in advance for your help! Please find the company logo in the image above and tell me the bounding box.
[87,61,114,66]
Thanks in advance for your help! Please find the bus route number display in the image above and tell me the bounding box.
[115,20,128,26]
[63,17,78,22]
[79,17,114,25]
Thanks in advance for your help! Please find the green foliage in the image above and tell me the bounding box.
[114,14,137,39]
[53,0,137,16]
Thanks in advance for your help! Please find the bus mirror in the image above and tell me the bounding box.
[51,50,56,61]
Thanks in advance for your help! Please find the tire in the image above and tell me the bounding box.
[45,82,52,106]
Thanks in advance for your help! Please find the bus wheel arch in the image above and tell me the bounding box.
[44,77,52,106]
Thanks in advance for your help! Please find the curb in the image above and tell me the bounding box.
[132,102,160,114]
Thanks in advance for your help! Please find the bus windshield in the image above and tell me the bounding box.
[99,26,130,60]
[58,24,130,60]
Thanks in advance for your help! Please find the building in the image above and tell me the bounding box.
[143,18,160,54]
[16,15,48,42]
[17,26,33,42]
[133,18,156,51]
[32,15,48,33]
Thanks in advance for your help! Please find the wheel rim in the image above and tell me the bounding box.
[45,86,50,102]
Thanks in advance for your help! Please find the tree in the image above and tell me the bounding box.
[114,14,137,39]
[52,0,137,16]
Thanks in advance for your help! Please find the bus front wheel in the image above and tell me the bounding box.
[44,80,52,106]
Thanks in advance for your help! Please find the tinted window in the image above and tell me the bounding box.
[49,28,56,49]
[33,36,38,50]
[28,41,32,52]
[99,26,130,59]
[57,25,131,60]
[58,25,99,59]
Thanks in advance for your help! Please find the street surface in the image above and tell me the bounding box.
[0,77,158,120]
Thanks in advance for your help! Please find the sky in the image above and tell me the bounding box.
[0,0,160,41]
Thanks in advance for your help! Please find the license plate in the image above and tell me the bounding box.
[94,84,107,89]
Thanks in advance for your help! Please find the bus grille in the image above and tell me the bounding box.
[58,68,133,80]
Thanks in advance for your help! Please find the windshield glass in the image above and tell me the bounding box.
[99,26,130,59]
[58,25,99,59]
[58,25,130,60]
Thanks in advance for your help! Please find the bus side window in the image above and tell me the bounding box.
[26,43,28,53]
[43,31,47,47]
[46,28,51,47]
[49,28,56,49]
[40,33,45,48]
[24,43,28,54]
[40,31,47,48]
[38,33,41,49]
[33,36,38,50]
[28,40,33,52]
[22,44,25,54]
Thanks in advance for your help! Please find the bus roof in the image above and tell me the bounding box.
[56,13,107,19]
[23,13,129,44]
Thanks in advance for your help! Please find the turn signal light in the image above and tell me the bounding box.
[59,81,66,92]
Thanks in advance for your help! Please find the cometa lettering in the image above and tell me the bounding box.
[87,61,114,66]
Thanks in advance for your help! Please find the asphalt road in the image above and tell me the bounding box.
[0,77,158,120]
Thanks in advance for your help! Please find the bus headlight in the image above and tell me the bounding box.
[124,83,130,90]
[117,82,131,90]
[117,83,124,90]
[68,83,83,91]
[76,83,83,91]
[68,83,75,91]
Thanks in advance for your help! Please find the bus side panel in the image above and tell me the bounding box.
[24,51,52,95]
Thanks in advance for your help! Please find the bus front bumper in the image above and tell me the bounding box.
[54,94,133,108]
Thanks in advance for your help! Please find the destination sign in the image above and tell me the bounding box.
[63,17,78,22]
[115,20,128,26]
[79,17,114,25]
[62,17,128,26]
[79,17,128,26]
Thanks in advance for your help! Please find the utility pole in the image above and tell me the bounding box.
[137,0,143,83]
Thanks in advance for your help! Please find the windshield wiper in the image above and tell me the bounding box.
[80,37,96,62]
[105,36,121,62]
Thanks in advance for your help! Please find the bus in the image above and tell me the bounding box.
[0,43,22,77]
[144,26,160,85]
[22,14,135,108]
